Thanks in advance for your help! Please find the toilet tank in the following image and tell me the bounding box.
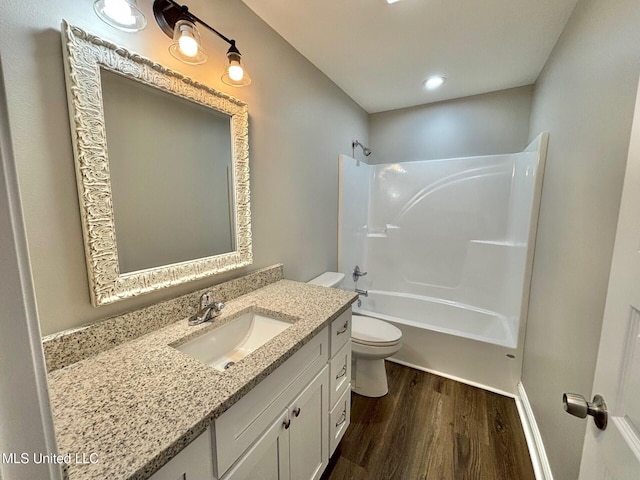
[307,272,345,288]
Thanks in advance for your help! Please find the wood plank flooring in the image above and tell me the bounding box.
[322,362,535,480]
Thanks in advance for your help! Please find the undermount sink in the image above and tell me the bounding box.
[175,312,293,371]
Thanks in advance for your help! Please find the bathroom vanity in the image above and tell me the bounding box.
[151,309,351,480]
[45,275,356,480]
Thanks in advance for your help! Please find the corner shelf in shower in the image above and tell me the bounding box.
[470,240,526,248]
[364,224,400,238]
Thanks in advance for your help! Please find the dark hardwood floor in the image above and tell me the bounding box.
[322,362,535,480]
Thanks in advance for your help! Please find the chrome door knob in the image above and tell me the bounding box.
[563,393,608,430]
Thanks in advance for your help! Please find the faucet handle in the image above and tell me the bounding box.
[212,301,225,312]
[199,291,213,309]
[352,265,368,282]
[200,291,225,310]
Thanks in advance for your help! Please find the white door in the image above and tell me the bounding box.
[577,78,640,479]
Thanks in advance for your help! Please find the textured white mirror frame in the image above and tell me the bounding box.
[61,21,252,306]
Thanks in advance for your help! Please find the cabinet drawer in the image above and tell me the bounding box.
[329,387,351,457]
[329,309,351,357]
[214,327,329,477]
[329,340,351,408]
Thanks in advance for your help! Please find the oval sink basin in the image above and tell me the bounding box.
[176,312,293,371]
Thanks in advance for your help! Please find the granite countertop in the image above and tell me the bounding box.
[47,280,357,480]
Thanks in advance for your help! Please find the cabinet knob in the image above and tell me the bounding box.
[283,419,291,429]
[293,407,301,417]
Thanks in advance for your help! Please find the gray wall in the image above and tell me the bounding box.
[368,86,533,164]
[522,0,640,478]
[0,0,367,335]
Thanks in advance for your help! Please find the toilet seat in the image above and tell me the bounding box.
[351,315,402,347]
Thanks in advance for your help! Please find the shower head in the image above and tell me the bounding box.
[352,140,372,157]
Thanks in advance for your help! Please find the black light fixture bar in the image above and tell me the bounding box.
[153,0,235,47]
[153,0,250,86]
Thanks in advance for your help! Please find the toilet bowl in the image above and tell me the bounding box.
[307,271,403,398]
[350,315,402,397]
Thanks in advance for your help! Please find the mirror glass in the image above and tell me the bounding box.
[62,22,252,306]
[101,69,235,273]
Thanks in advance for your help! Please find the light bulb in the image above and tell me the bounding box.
[103,0,135,26]
[424,76,446,90]
[169,20,207,65]
[228,63,244,82]
[179,33,198,57]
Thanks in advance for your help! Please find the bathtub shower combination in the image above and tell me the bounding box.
[339,134,548,394]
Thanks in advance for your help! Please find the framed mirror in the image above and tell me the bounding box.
[61,22,252,306]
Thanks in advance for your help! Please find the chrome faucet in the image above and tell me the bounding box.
[188,291,225,326]
[355,288,368,308]
[353,266,368,308]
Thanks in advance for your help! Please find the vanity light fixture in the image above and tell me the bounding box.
[423,75,447,90]
[153,0,251,86]
[94,0,147,32]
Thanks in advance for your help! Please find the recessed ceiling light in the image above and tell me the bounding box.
[423,76,447,90]
[386,0,402,4]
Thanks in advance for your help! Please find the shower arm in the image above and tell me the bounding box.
[352,140,372,158]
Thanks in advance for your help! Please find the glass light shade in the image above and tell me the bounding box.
[221,52,251,87]
[169,20,208,65]
[93,0,146,32]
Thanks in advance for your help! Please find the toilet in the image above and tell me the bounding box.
[307,272,403,397]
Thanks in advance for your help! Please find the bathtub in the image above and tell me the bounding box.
[354,290,522,395]
[356,290,517,348]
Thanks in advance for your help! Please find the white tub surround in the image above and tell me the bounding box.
[46,279,356,480]
[339,133,548,393]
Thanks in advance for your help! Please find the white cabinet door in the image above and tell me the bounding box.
[288,366,329,480]
[578,77,640,479]
[222,411,290,480]
[222,368,330,480]
[149,428,214,480]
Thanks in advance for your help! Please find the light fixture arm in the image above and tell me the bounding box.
[154,0,236,49]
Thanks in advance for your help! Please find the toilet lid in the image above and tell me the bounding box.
[351,315,402,347]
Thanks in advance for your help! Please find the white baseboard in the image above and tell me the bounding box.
[386,357,516,398]
[516,382,554,480]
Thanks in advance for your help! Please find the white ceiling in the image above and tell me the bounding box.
[241,0,579,113]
